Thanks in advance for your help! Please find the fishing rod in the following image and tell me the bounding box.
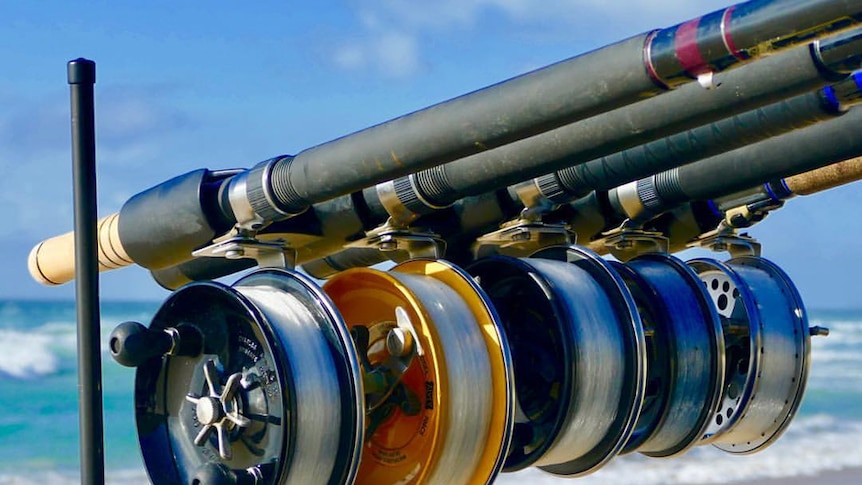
[605,107,862,225]
[299,105,862,277]
[629,157,862,255]
[557,107,862,258]
[151,71,862,286]
[521,70,862,209]
[27,0,862,286]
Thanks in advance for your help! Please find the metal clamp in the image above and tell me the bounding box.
[598,221,669,262]
[473,219,574,259]
[722,199,784,229]
[193,230,298,269]
[688,225,762,258]
[349,219,447,261]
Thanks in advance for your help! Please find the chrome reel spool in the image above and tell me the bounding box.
[688,256,810,453]
[129,269,364,485]
[323,259,514,485]
[611,254,725,457]
[468,246,646,477]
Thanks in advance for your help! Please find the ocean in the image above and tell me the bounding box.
[0,300,860,484]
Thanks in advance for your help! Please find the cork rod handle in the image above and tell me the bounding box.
[28,213,134,285]
[785,157,862,196]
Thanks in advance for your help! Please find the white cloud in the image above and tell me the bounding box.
[374,32,421,78]
[334,44,366,71]
[334,31,420,78]
[346,0,729,30]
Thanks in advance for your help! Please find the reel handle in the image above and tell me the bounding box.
[28,212,133,285]
[109,320,202,367]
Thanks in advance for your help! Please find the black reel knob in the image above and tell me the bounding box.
[109,320,202,367]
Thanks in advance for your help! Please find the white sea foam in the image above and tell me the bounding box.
[497,415,862,485]
[0,325,75,379]
[807,320,862,392]
[0,313,151,380]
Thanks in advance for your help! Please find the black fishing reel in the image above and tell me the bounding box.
[111,270,364,484]
[468,246,646,476]
[611,253,725,457]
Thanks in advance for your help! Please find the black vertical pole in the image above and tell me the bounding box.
[68,58,105,485]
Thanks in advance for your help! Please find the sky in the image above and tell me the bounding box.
[0,0,859,309]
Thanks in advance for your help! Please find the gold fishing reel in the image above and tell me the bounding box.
[323,259,514,485]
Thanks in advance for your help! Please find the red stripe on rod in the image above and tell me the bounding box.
[675,17,710,76]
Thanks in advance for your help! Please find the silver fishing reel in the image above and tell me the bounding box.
[688,256,811,453]
[113,269,364,484]
[468,245,646,477]
[612,253,725,457]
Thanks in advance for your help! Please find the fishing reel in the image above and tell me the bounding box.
[108,233,820,484]
[110,270,364,484]
[689,256,812,453]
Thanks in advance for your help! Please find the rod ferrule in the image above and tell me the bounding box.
[811,28,862,80]
[227,156,304,230]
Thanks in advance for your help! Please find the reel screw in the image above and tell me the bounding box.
[225,249,245,259]
[386,327,414,357]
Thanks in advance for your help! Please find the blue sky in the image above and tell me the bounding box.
[2,0,859,309]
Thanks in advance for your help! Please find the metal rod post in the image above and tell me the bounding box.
[68,57,105,485]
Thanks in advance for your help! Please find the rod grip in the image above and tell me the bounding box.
[785,156,862,195]
[28,213,133,286]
